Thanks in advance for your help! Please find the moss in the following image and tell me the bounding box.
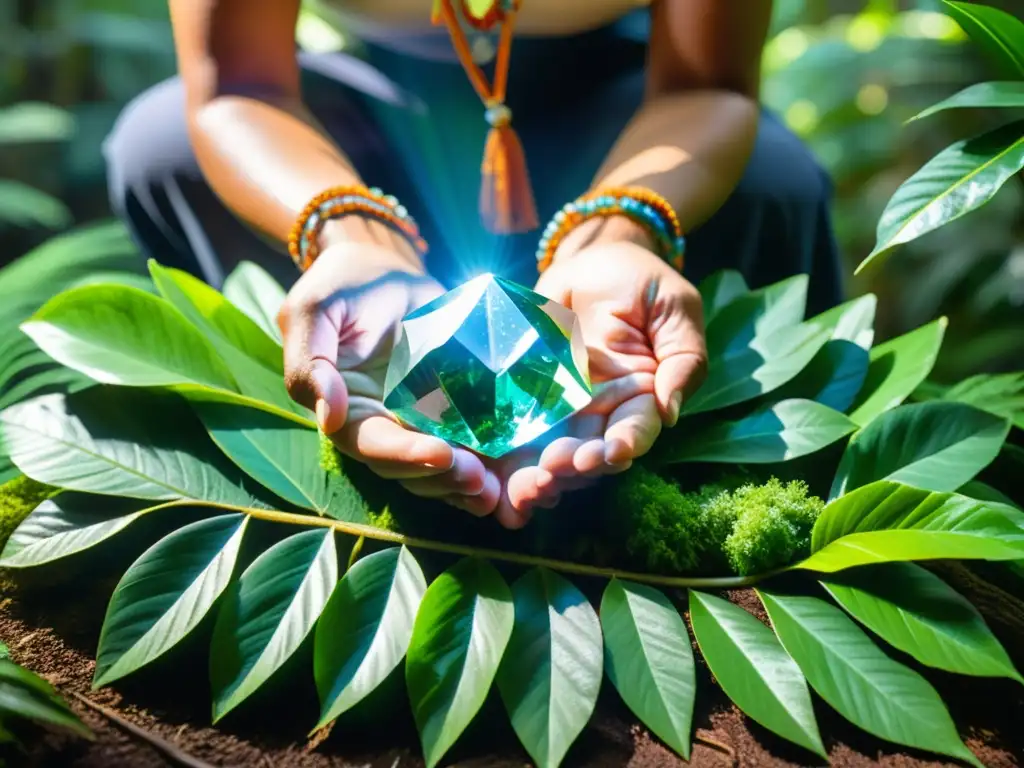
[319,430,343,477]
[367,507,400,533]
[614,468,824,576]
[0,475,56,552]
[723,479,824,575]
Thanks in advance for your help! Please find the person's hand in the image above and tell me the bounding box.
[278,240,501,514]
[495,236,707,527]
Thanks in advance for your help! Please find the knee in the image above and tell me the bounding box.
[104,78,198,210]
[733,112,831,218]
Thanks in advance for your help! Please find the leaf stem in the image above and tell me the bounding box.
[202,502,770,589]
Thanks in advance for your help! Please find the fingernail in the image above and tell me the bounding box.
[315,399,331,432]
[668,391,683,427]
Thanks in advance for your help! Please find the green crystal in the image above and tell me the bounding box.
[383,274,592,458]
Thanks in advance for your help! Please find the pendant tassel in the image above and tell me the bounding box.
[481,104,537,234]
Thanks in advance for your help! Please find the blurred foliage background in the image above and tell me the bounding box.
[0,0,1021,381]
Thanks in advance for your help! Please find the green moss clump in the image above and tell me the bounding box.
[723,479,824,575]
[614,467,824,576]
[0,475,56,552]
[319,430,343,477]
[367,508,400,533]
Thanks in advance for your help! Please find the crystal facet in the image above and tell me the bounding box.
[383,274,592,458]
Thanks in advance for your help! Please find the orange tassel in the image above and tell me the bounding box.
[480,119,537,234]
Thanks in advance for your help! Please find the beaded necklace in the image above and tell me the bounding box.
[432,0,538,235]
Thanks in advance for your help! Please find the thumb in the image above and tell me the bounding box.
[280,301,349,434]
[650,293,707,427]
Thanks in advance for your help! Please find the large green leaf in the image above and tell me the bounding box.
[941,372,1024,430]
[769,341,869,413]
[600,579,695,759]
[688,590,824,758]
[223,262,286,343]
[0,660,91,739]
[193,402,367,522]
[959,479,1018,508]
[0,494,157,568]
[821,563,1021,682]
[0,102,74,145]
[20,283,309,426]
[831,402,1010,498]
[662,398,856,464]
[149,261,284,377]
[0,389,262,507]
[911,82,1024,121]
[942,1,1024,78]
[0,180,72,230]
[805,293,877,350]
[798,481,1024,572]
[406,557,514,768]
[860,121,1024,271]
[759,591,980,766]
[496,568,603,768]
[211,529,338,721]
[315,546,426,728]
[94,514,248,688]
[848,319,946,426]
[697,269,749,326]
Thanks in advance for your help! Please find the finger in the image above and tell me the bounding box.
[650,294,707,427]
[572,439,609,476]
[336,416,453,476]
[498,468,555,529]
[443,471,501,517]
[399,450,489,498]
[539,437,585,478]
[585,372,656,416]
[604,394,662,464]
[279,298,349,433]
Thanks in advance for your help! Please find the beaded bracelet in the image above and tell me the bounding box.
[535,186,686,273]
[287,185,429,271]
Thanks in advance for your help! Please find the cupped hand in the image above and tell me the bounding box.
[494,239,707,527]
[278,240,501,514]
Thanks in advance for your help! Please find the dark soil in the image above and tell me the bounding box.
[1,564,1023,768]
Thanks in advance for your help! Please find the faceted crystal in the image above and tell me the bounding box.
[383,274,592,458]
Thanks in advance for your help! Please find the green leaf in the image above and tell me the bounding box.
[662,398,856,464]
[149,261,284,376]
[211,529,338,721]
[698,269,749,325]
[941,372,1024,430]
[911,82,1024,121]
[848,319,947,426]
[20,282,309,426]
[799,481,1024,572]
[688,590,824,758]
[0,494,158,568]
[496,568,603,768]
[0,180,72,229]
[315,546,426,728]
[0,389,262,508]
[0,660,91,739]
[821,563,1021,682]
[831,402,1010,498]
[942,1,1024,79]
[406,557,514,768]
[94,514,248,688]
[959,479,1018,508]
[859,122,1024,272]
[223,262,286,343]
[806,294,877,350]
[771,341,870,413]
[193,402,368,522]
[759,590,980,766]
[600,579,695,759]
[0,102,74,144]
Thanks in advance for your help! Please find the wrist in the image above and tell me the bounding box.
[552,213,657,263]
[321,216,424,270]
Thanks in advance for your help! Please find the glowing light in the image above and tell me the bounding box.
[846,13,890,52]
[901,10,966,41]
[295,12,346,53]
[856,84,889,115]
[785,100,819,136]
[763,28,811,73]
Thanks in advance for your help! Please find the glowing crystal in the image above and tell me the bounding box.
[383,274,592,458]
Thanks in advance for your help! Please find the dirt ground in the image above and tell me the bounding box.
[1,567,1023,768]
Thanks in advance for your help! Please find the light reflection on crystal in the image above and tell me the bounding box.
[383,274,592,458]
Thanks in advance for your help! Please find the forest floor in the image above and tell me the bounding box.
[1,567,1023,768]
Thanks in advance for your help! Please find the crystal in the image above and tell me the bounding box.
[383,274,592,458]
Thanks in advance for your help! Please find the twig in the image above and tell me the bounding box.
[69,692,221,768]
[695,729,737,765]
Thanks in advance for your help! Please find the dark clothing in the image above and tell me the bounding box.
[104,19,843,313]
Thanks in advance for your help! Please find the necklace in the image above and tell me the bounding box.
[432,0,538,234]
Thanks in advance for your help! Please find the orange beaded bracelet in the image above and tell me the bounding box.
[536,186,686,273]
[287,185,429,271]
